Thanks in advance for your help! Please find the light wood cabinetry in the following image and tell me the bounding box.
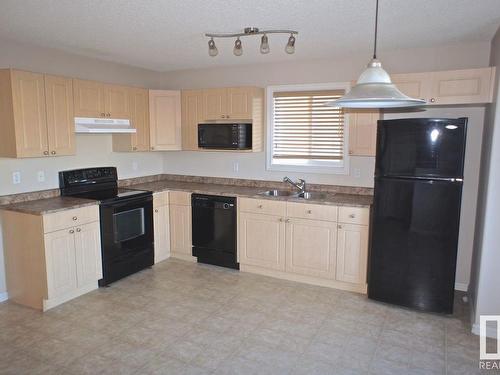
[239,197,370,293]
[153,191,171,263]
[73,79,129,119]
[391,67,495,105]
[0,69,75,158]
[181,90,203,151]
[149,90,182,151]
[1,205,102,311]
[112,88,150,152]
[202,88,227,120]
[348,109,380,157]
[169,191,194,261]
[227,87,253,119]
[202,87,258,120]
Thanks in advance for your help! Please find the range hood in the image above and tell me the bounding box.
[74,117,137,134]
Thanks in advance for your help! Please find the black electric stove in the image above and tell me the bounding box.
[59,167,154,286]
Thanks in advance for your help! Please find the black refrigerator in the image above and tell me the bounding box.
[368,118,467,314]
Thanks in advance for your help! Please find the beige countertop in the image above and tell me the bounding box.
[128,180,373,207]
[0,196,98,215]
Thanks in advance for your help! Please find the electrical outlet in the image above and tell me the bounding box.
[353,168,361,178]
[37,171,45,182]
[233,162,239,173]
[132,161,138,171]
[12,171,21,184]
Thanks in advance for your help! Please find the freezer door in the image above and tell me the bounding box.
[376,118,467,179]
[368,177,463,314]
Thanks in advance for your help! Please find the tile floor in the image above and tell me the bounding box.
[0,258,498,375]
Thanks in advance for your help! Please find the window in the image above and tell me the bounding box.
[266,83,350,174]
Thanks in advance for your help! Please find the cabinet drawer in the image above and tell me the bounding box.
[169,191,191,206]
[153,191,169,207]
[239,198,286,217]
[286,202,338,222]
[338,206,370,225]
[43,205,99,233]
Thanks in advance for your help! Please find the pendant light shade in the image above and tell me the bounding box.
[327,0,425,108]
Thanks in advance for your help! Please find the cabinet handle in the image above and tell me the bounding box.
[51,151,56,155]
[69,229,74,234]
[429,98,436,103]
[307,209,312,214]
[258,204,263,209]
[107,113,111,117]
[155,209,159,213]
[226,115,230,119]
[349,214,355,218]
[349,150,353,155]
[279,218,283,222]
[338,224,342,229]
[72,216,78,221]
[76,228,81,232]
[133,147,137,151]
[151,146,155,150]
[285,218,290,223]
[100,112,105,117]
[43,151,49,155]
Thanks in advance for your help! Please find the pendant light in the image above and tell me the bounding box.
[327,0,425,108]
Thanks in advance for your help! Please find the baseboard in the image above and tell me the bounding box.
[0,292,8,303]
[455,282,468,292]
[472,322,498,339]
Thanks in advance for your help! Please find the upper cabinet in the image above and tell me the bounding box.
[391,67,495,105]
[203,87,256,120]
[181,90,203,151]
[0,69,75,158]
[202,88,227,120]
[149,90,182,151]
[73,79,129,118]
[348,109,380,157]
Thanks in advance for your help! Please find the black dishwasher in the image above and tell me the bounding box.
[192,194,239,269]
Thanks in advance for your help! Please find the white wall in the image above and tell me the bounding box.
[470,28,500,336]
[0,37,163,297]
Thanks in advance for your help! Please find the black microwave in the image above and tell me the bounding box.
[198,123,252,150]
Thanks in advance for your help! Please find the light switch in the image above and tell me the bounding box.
[37,171,45,182]
[233,162,239,173]
[12,171,21,184]
[353,168,361,178]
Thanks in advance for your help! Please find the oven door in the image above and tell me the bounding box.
[99,195,154,282]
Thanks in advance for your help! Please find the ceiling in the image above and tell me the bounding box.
[1,0,499,72]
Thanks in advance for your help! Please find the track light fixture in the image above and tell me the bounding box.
[205,27,298,57]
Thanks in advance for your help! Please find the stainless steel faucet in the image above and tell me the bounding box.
[283,177,306,194]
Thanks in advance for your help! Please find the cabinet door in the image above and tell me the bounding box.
[11,70,49,157]
[227,87,252,119]
[74,221,102,286]
[429,67,494,105]
[285,218,337,279]
[149,90,182,151]
[348,110,379,156]
[181,90,203,150]
[154,204,171,263]
[44,75,75,156]
[336,223,369,284]
[104,84,130,119]
[391,72,432,102]
[202,88,227,120]
[239,212,285,271]
[44,228,78,298]
[169,204,191,256]
[129,88,150,151]
[73,79,105,117]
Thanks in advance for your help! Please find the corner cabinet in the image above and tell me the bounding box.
[0,69,75,158]
[1,205,102,311]
[149,90,182,151]
[238,198,370,294]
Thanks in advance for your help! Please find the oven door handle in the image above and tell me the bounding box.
[100,195,152,209]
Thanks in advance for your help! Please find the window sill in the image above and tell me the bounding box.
[267,162,349,175]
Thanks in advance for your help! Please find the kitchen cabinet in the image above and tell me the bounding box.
[149,90,182,151]
[169,191,194,261]
[348,109,380,157]
[202,88,227,120]
[1,205,102,311]
[0,69,75,158]
[181,90,203,150]
[202,87,259,120]
[153,191,171,263]
[112,88,150,152]
[391,67,495,105]
[238,198,370,293]
[73,79,129,118]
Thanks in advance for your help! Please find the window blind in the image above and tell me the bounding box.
[272,90,345,160]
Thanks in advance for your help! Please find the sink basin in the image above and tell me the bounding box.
[297,191,328,200]
[259,190,298,197]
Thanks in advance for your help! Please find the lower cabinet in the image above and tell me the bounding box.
[239,212,286,271]
[238,198,370,293]
[169,191,194,261]
[153,192,171,263]
[1,205,102,311]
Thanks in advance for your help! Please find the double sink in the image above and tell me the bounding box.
[259,189,327,200]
